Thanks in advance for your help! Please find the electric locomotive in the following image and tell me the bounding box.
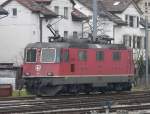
[23,40,135,96]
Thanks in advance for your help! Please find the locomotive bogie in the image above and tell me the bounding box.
[24,76,132,96]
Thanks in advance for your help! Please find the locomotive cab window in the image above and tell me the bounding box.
[26,49,36,62]
[63,50,69,62]
[96,51,104,61]
[41,48,56,63]
[112,52,121,61]
[78,50,87,61]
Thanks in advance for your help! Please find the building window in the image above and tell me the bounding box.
[64,7,68,19]
[54,6,59,15]
[129,16,134,27]
[145,2,147,7]
[78,50,87,61]
[145,10,148,13]
[64,31,68,39]
[125,15,128,24]
[149,2,150,6]
[12,8,17,16]
[73,31,78,39]
[133,36,136,48]
[123,35,128,46]
[112,52,121,61]
[125,15,139,28]
[96,51,104,61]
[123,35,131,47]
[137,36,141,49]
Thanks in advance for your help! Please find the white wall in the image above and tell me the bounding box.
[42,0,83,41]
[114,4,145,44]
[0,0,40,65]
[0,0,84,65]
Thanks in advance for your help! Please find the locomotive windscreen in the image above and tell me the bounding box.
[41,48,56,63]
[26,49,36,62]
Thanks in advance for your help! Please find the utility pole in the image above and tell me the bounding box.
[92,0,97,42]
[145,15,149,87]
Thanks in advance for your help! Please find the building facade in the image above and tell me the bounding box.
[0,0,85,65]
[0,0,146,65]
[75,0,145,60]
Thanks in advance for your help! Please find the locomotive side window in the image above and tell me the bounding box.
[112,52,121,61]
[63,50,69,62]
[78,50,87,61]
[61,49,69,62]
[41,48,56,63]
[96,51,104,61]
[26,49,36,62]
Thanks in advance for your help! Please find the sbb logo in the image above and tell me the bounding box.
[35,65,41,71]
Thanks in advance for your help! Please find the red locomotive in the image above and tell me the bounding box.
[22,40,135,96]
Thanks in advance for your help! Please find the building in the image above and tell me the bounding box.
[0,0,146,65]
[0,0,86,65]
[75,0,145,60]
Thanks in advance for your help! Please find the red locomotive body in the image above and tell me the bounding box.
[23,42,134,96]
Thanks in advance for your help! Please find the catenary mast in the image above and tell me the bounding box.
[92,0,97,42]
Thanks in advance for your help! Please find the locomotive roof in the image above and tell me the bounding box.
[26,42,127,49]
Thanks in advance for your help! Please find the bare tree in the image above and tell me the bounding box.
[82,16,107,39]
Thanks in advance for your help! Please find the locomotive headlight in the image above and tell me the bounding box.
[47,72,53,76]
[24,72,31,76]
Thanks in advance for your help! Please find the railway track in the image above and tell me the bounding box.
[1,90,150,114]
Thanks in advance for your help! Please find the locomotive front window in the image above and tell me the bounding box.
[78,50,87,61]
[26,49,36,62]
[41,48,56,63]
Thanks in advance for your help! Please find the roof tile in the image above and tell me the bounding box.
[77,0,126,25]
[2,0,57,17]
[72,8,88,21]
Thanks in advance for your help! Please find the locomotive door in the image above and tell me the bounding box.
[128,50,134,74]
[61,48,70,75]
[69,48,77,74]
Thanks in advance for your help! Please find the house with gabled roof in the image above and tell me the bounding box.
[75,0,145,60]
[103,0,145,60]
[35,0,87,41]
[0,0,86,65]
[75,0,127,40]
